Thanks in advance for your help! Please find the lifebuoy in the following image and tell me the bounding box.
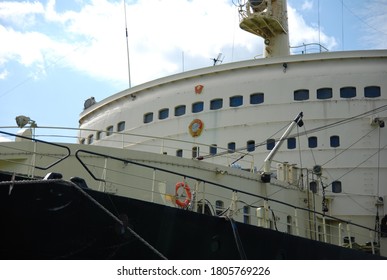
[188,119,204,137]
[175,182,192,208]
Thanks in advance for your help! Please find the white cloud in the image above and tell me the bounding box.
[0,69,8,80]
[301,0,313,11]
[0,1,44,28]
[0,0,344,87]
[288,6,337,52]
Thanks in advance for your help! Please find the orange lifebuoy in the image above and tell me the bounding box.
[188,119,204,137]
[175,182,192,208]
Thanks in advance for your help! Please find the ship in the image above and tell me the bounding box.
[0,0,386,259]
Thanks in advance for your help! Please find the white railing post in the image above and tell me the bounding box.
[323,216,327,243]
[370,230,375,254]
[346,224,352,248]
[338,223,343,246]
[294,208,300,236]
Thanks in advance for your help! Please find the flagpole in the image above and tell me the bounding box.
[124,0,131,88]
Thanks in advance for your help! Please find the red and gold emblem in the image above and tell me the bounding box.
[194,84,204,94]
[188,119,204,137]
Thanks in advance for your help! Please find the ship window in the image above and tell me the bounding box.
[250,93,264,104]
[332,181,342,193]
[267,138,275,150]
[330,135,340,147]
[176,149,183,157]
[228,142,236,153]
[230,95,243,107]
[106,126,113,136]
[364,86,381,98]
[210,144,217,155]
[310,181,318,193]
[96,131,103,140]
[175,105,186,116]
[287,137,296,149]
[317,88,333,99]
[117,121,125,132]
[210,98,223,110]
[243,206,250,224]
[192,146,199,158]
[247,140,255,152]
[87,134,94,144]
[294,89,309,101]
[308,136,318,148]
[340,87,356,98]
[80,138,85,145]
[159,108,169,120]
[287,215,292,234]
[215,200,224,215]
[144,112,153,123]
[192,101,204,113]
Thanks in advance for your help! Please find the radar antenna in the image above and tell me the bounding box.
[211,53,224,66]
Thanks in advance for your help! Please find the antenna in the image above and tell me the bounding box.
[124,0,132,88]
[211,53,224,66]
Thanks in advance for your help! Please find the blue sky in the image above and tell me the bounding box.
[0,0,386,142]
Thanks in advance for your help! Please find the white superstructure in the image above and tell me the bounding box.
[1,0,386,257]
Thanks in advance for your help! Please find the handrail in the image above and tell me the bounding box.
[0,130,71,171]
[74,148,381,235]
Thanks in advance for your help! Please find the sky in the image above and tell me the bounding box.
[0,0,386,142]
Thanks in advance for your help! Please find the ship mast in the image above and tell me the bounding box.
[238,0,289,57]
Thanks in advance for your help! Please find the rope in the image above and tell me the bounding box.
[227,217,247,260]
[68,180,168,260]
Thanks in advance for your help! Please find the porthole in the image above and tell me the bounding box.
[210,98,223,110]
[230,95,243,107]
[364,86,381,98]
[340,87,356,98]
[159,108,169,120]
[294,89,309,101]
[250,93,264,104]
[144,112,153,123]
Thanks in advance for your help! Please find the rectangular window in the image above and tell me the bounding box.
[117,121,125,132]
[317,88,332,99]
[192,102,204,113]
[96,131,103,140]
[228,142,236,153]
[250,93,264,104]
[267,138,275,150]
[215,200,224,215]
[144,112,153,123]
[287,137,296,149]
[174,105,186,116]
[209,144,217,155]
[230,95,243,107]
[106,126,113,136]
[340,87,356,98]
[364,86,381,98]
[243,206,250,224]
[158,108,169,120]
[330,135,340,147]
[247,140,255,152]
[210,98,223,110]
[294,89,309,101]
[308,136,317,148]
[176,149,183,157]
[192,146,199,158]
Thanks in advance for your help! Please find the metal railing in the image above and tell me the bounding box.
[0,129,382,255]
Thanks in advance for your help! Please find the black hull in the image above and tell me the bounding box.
[0,179,383,260]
